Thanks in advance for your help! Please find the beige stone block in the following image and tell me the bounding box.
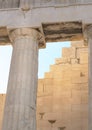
[53,71,64,79]
[72,76,88,83]
[38,81,44,96]
[42,96,53,113]
[71,70,80,77]
[43,112,62,120]
[53,97,72,106]
[50,65,58,72]
[71,58,80,64]
[62,47,76,58]
[82,125,88,130]
[71,125,82,130]
[80,83,88,90]
[63,74,71,80]
[53,90,71,98]
[71,40,84,48]
[71,70,88,83]
[72,119,83,127]
[71,64,88,72]
[71,64,81,70]
[44,79,53,85]
[37,98,43,108]
[80,64,88,71]
[53,119,71,128]
[68,126,82,130]
[71,84,81,90]
[53,104,72,112]
[71,97,82,105]
[53,79,71,86]
[80,52,88,64]
[71,104,88,112]
[44,72,53,78]
[71,111,81,120]
[0,94,5,130]
[37,126,51,130]
[43,85,53,96]
[72,90,81,97]
[55,57,70,64]
[37,120,51,128]
[82,118,88,128]
[81,95,88,104]
[81,111,88,119]
[60,84,72,91]
[50,65,66,72]
[77,47,88,59]
[71,90,82,104]
[53,83,72,91]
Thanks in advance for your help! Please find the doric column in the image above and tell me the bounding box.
[2,28,42,130]
[85,25,92,130]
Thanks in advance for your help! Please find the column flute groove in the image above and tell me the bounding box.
[2,28,43,130]
[85,25,92,130]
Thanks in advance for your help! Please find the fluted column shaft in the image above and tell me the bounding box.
[2,28,40,130]
[85,25,92,130]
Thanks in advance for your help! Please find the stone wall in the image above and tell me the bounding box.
[0,95,5,130]
[0,40,88,130]
[37,40,88,130]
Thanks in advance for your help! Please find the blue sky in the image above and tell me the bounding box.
[0,42,70,93]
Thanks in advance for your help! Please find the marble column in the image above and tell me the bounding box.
[2,28,41,130]
[85,25,92,130]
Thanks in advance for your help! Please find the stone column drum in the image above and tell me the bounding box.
[2,28,41,130]
[85,25,92,130]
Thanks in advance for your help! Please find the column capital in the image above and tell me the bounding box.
[8,28,46,49]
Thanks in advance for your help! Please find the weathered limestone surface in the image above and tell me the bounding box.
[0,1,92,45]
[0,40,88,130]
[37,40,88,130]
[85,25,92,130]
[0,95,5,130]
[2,28,40,130]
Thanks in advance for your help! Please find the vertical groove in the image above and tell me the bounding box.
[2,32,38,130]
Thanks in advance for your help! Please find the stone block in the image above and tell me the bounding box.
[71,97,82,105]
[81,94,88,104]
[55,57,70,64]
[80,83,88,90]
[53,71,64,79]
[0,94,5,130]
[62,47,76,58]
[71,58,80,64]
[42,96,53,113]
[71,84,81,90]
[77,47,88,59]
[53,90,71,98]
[71,111,81,120]
[37,80,44,96]
[44,72,53,78]
[53,79,71,86]
[71,40,84,48]
[53,104,72,112]
[63,70,72,80]
[71,104,88,112]
[80,52,88,64]
[43,112,62,120]
[37,120,50,128]
[71,70,88,83]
